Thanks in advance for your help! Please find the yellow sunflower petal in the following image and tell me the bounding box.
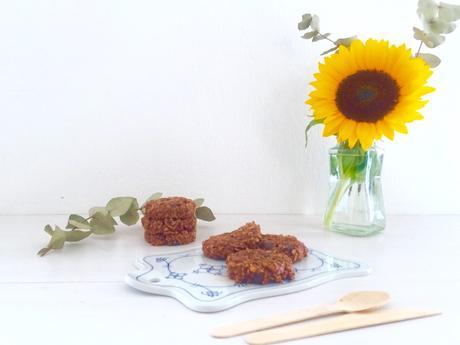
[323,116,345,136]
[356,122,375,150]
[350,39,366,69]
[347,128,359,148]
[338,119,357,142]
[390,121,409,134]
[377,120,395,140]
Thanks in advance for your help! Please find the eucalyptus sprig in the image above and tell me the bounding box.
[298,13,356,147]
[414,0,460,67]
[298,13,357,55]
[37,193,215,256]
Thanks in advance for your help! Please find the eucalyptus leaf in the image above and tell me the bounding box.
[413,26,427,40]
[66,214,91,229]
[417,0,438,20]
[44,224,54,236]
[37,247,52,256]
[439,2,460,21]
[37,226,66,256]
[65,229,93,242]
[418,53,442,67]
[301,31,318,39]
[89,206,108,217]
[195,206,216,222]
[423,18,456,33]
[297,13,312,30]
[119,199,140,226]
[144,192,163,205]
[413,27,446,47]
[120,209,139,226]
[90,212,117,234]
[312,33,330,42]
[335,36,357,47]
[193,198,205,207]
[305,118,324,147]
[106,197,136,217]
[321,46,339,55]
[310,15,320,31]
[49,226,66,249]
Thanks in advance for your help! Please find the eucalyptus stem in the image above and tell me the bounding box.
[415,40,423,57]
[317,32,336,45]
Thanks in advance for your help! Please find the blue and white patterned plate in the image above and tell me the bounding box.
[125,248,370,312]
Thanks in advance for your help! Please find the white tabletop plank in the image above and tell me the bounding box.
[1,215,459,344]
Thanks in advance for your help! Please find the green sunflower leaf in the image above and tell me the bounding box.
[305,118,324,148]
[195,206,216,222]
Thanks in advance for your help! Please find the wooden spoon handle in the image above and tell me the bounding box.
[244,309,441,345]
[211,304,341,338]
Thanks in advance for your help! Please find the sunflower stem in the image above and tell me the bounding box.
[324,177,352,229]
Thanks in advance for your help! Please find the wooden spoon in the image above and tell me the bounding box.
[211,291,390,338]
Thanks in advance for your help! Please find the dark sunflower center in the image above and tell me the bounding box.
[335,70,400,123]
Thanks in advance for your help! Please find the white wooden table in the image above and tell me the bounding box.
[1,215,459,345]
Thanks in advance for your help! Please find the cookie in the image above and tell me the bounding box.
[141,197,197,246]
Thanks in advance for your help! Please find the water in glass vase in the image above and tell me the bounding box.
[324,143,385,236]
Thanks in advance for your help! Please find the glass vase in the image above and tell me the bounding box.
[324,143,385,236]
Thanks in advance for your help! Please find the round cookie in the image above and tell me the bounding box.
[226,249,295,284]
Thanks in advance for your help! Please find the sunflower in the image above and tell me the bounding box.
[306,39,434,150]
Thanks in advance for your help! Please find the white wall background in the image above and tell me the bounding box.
[0,0,459,215]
